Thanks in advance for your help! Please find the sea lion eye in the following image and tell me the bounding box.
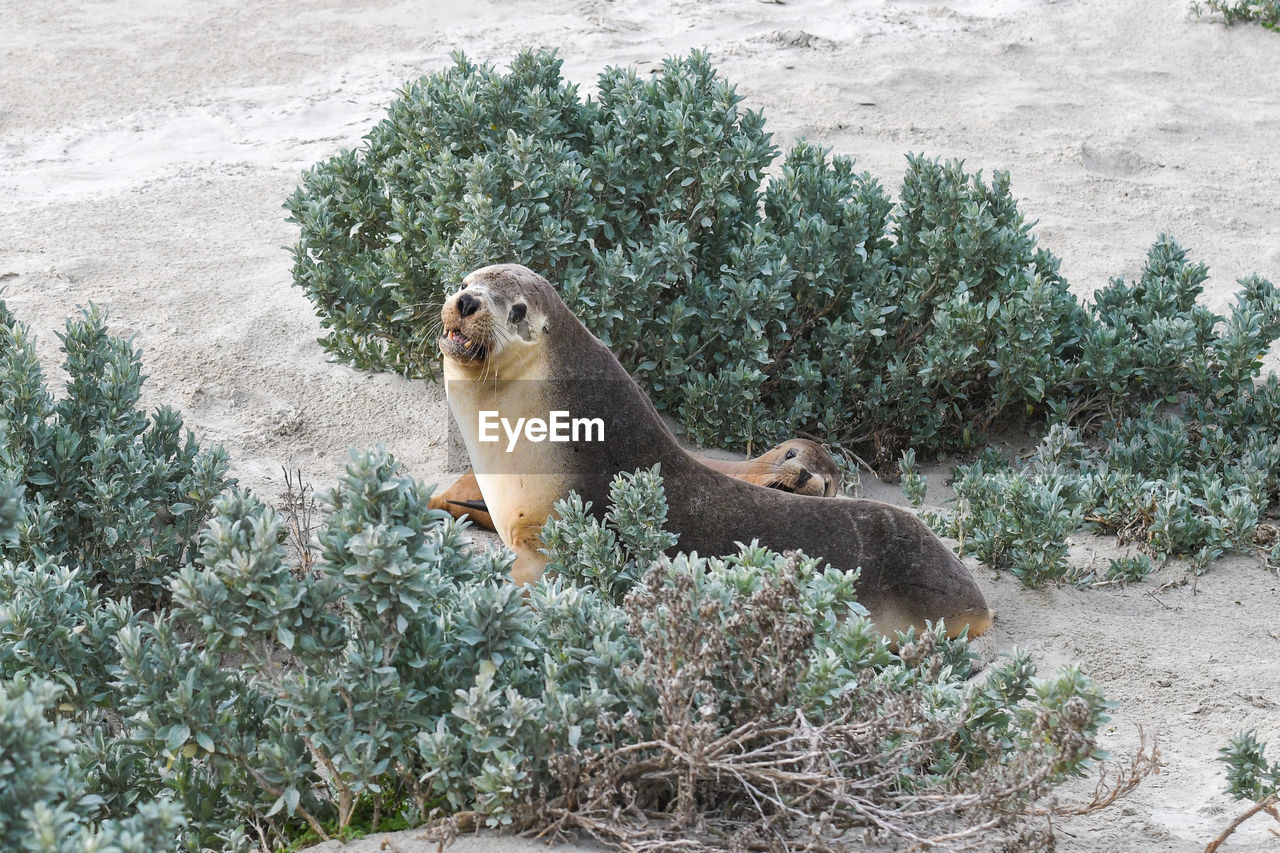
[508,303,527,324]
[784,449,797,460]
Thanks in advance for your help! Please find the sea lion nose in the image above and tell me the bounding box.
[457,292,481,318]
[794,468,813,487]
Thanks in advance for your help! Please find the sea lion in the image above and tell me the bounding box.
[439,263,992,639]
[428,438,842,530]
[699,438,841,497]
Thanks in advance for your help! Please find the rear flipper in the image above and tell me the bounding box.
[428,471,495,530]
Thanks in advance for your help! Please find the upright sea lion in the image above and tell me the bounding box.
[428,438,842,530]
[440,263,992,638]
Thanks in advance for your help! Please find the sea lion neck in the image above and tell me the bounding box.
[544,317,686,452]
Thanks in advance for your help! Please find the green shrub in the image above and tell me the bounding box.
[1106,555,1154,584]
[1191,0,1280,29]
[0,301,231,602]
[0,199,1155,851]
[29,432,1136,851]
[0,560,142,712]
[897,448,928,507]
[0,677,187,853]
[289,44,1280,583]
[116,447,649,843]
[945,441,1086,587]
[0,301,250,851]
[529,473,1128,849]
[540,464,678,603]
[286,48,1280,574]
[915,236,1280,584]
[1221,730,1279,802]
[1214,730,1280,845]
[940,365,1280,585]
[288,50,1101,465]
[286,49,774,386]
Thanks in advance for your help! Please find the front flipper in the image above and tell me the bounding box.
[507,522,550,585]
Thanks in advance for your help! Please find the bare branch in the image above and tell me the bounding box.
[1205,793,1280,853]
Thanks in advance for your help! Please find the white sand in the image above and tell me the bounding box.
[3,1,1279,849]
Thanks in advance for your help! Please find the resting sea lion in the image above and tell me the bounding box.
[428,438,841,530]
[439,263,992,638]
[699,438,841,497]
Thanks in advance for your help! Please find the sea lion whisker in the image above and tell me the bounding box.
[485,325,516,385]
[419,319,447,357]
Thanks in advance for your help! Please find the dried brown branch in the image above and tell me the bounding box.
[1205,793,1280,853]
[409,555,1157,853]
[529,633,1145,850]
[242,763,330,841]
[1036,726,1161,818]
[280,467,318,575]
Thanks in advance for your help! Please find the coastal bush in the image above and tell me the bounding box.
[0,303,234,850]
[1191,0,1280,29]
[0,296,1146,848]
[466,471,1154,849]
[933,353,1280,586]
[110,452,1146,850]
[0,677,188,853]
[288,49,1280,586]
[1211,731,1280,850]
[0,301,231,603]
[1221,730,1280,802]
[886,236,1280,585]
[287,49,1091,465]
[540,464,678,604]
[288,50,1279,462]
[157,460,1149,848]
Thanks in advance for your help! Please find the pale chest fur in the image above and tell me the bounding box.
[443,354,568,572]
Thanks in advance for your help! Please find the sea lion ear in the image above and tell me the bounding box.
[507,303,536,341]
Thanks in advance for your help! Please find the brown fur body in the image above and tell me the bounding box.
[430,439,841,529]
[440,264,992,638]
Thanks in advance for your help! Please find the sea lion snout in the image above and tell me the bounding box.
[457,291,481,318]
[440,286,497,364]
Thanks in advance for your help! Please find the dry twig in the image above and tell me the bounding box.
[280,467,318,575]
[515,557,1155,851]
[1205,793,1280,853]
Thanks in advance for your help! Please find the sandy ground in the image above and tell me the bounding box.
[3,1,1279,850]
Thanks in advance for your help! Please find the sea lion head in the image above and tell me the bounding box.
[439,264,559,379]
[760,439,842,497]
